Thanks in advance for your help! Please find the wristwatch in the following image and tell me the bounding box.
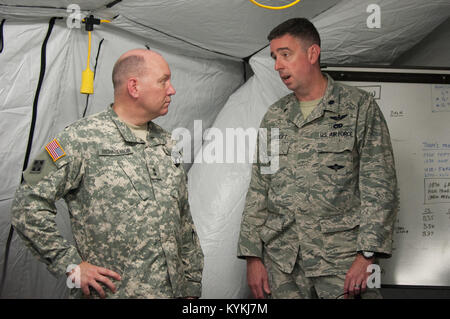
[359,251,375,259]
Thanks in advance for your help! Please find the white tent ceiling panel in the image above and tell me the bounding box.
[314,0,450,65]
[109,15,235,61]
[0,4,88,21]
[0,0,342,58]
[394,17,450,67]
[0,1,110,10]
[113,0,341,58]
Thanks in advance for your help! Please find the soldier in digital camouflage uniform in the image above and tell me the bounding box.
[11,49,203,298]
[237,18,398,299]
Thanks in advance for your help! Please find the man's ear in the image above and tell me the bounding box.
[127,78,139,98]
[308,44,321,65]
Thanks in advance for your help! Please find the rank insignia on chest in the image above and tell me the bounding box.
[327,164,345,171]
[45,139,66,162]
[330,114,348,121]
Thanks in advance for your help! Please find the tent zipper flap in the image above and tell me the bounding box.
[0,19,5,53]
[22,17,58,173]
[0,17,58,298]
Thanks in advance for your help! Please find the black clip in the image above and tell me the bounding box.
[83,15,101,31]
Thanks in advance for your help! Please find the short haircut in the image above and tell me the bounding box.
[112,54,146,90]
[267,18,321,49]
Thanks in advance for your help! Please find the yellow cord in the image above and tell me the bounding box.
[248,0,301,10]
[86,30,91,68]
[85,19,110,71]
[80,18,110,94]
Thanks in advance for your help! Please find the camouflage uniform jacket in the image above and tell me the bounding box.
[12,106,204,298]
[238,74,398,277]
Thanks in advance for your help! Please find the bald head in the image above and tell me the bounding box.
[111,49,175,125]
[112,49,164,93]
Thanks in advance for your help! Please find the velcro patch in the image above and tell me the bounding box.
[30,160,45,174]
[45,139,66,162]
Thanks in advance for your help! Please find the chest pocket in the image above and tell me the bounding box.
[98,148,154,201]
[269,140,291,188]
[279,140,290,155]
[317,139,355,186]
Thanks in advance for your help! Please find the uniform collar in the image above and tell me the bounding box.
[321,72,342,113]
[281,73,341,129]
[108,105,141,143]
[147,121,167,146]
[108,105,165,146]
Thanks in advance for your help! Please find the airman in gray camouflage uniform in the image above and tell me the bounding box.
[238,18,398,299]
[12,49,203,298]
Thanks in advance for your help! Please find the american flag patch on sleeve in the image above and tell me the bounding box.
[45,138,66,161]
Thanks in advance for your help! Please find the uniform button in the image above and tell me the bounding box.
[328,100,335,105]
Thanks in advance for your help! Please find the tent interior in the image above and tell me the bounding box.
[0,0,449,298]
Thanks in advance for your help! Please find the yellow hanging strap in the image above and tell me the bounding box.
[80,18,110,94]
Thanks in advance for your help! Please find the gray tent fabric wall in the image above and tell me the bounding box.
[0,0,449,299]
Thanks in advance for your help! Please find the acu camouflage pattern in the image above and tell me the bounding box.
[12,106,204,298]
[238,73,398,278]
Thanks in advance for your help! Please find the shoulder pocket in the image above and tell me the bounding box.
[23,149,70,186]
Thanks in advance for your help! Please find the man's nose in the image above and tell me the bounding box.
[274,58,283,71]
[167,82,176,96]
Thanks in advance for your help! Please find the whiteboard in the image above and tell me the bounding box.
[325,66,450,287]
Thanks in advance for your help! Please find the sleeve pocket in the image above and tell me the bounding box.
[259,211,295,244]
[320,214,360,259]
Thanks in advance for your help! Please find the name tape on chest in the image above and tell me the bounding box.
[320,130,353,138]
